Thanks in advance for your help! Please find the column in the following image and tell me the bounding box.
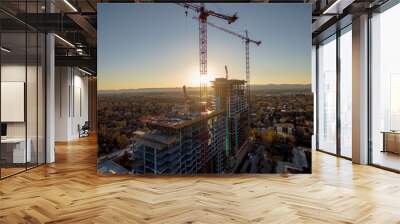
[352,14,369,164]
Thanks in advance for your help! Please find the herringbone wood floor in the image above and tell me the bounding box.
[1,135,400,224]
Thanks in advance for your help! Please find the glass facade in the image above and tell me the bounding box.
[316,25,353,159]
[315,0,400,171]
[0,1,46,179]
[370,3,400,171]
[316,1,400,170]
[339,27,352,158]
[317,35,337,154]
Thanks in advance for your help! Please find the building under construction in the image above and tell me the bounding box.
[132,111,226,174]
[131,77,248,174]
[213,78,248,156]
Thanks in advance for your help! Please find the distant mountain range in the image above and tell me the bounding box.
[251,84,311,91]
[98,84,311,94]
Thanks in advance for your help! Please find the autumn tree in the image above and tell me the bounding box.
[261,129,278,145]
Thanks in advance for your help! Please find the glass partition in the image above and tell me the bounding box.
[1,31,28,177]
[0,1,46,179]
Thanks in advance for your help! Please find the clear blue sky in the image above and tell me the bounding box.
[98,3,311,90]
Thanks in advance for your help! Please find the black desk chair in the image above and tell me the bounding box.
[79,121,90,138]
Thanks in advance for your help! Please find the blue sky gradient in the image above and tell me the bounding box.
[98,3,311,90]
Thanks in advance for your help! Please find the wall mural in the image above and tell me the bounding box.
[97,3,313,174]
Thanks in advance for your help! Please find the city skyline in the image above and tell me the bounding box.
[98,3,311,90]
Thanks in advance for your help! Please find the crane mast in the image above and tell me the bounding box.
[177,3,238,112]
[199,8,207,111]
[245,30,250,112]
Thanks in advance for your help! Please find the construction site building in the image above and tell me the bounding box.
[212,78,248,156]
[132,111,226,174]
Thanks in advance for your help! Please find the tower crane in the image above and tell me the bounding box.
[193,17,261,116]
[177,3,238,112]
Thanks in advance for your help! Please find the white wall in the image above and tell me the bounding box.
[1,65,26,139]
[72,73,89,138]
[1,63,46,164]
[55,67,89,141]
[55,66,69,141]
[1,65,41,138]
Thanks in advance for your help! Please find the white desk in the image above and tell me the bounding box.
[1,138,31,163]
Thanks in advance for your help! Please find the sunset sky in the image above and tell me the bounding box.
[98,3,311,90]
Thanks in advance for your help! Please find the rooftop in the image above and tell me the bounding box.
[135,130,178,149]
[140,110,224,130]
